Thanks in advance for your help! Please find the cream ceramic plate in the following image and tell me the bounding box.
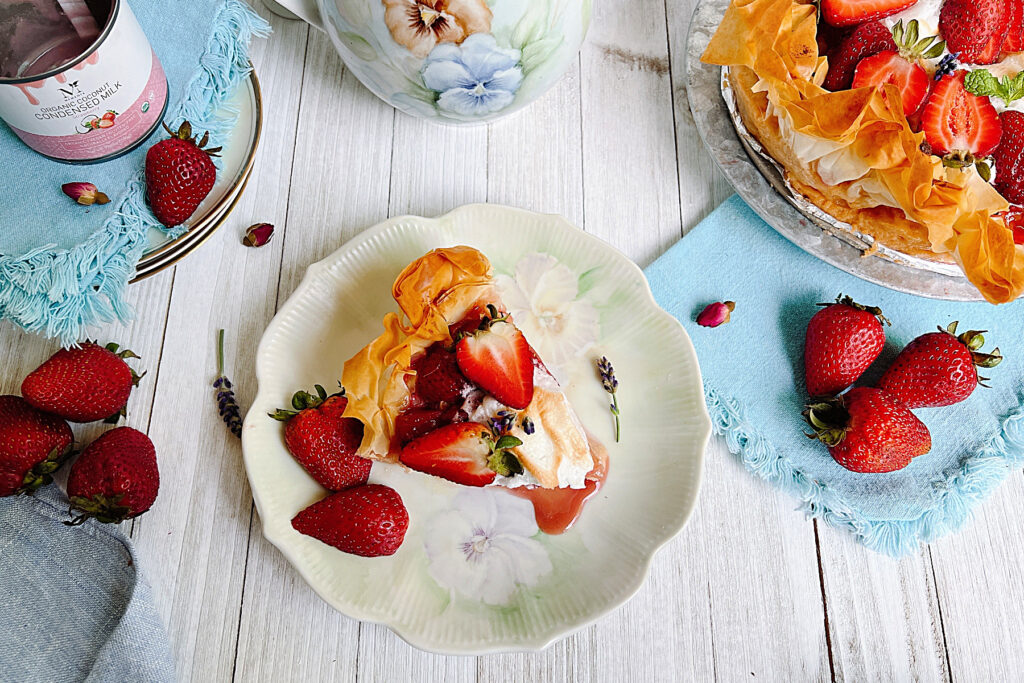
[242,204,710,654]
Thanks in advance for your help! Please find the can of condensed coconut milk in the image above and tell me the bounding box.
[0,0,168,163]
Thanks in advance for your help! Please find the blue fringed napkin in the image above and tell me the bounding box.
[0,0,269,345]
[646,195,1024,555]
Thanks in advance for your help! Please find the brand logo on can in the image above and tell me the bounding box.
[0,0,168,164]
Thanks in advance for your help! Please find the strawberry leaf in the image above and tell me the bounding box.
[486,450,524,477]
[905,19,918,46]
[494,435,523,450]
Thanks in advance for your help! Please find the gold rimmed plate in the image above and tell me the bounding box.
[132,69,262,282]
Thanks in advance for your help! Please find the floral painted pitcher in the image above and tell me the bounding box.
[271,0,592,124]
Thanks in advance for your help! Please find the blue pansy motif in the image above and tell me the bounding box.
[421,34,524,117]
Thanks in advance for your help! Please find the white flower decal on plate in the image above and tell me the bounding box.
[424,489,552,606]
[495,252,600,381]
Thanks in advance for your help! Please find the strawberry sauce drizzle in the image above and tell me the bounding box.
[508,431,610,535]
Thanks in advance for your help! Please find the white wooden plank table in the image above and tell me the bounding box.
[2,1,1024,680]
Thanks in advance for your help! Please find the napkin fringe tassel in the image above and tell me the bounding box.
[706,383,1024,556]
[0,0,270,346]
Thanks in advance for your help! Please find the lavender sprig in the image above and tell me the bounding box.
[597,356,620,442]
[491,410,515,435]
[935,53,959,81]
[521,416,535,435]
[213,329,242,438]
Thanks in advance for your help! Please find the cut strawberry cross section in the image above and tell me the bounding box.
[852,51,931,116]
[455,305,535,409]
[820,0,917,27]
[921,71,1003,163]
[399,422,525,487]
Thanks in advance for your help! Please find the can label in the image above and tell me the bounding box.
[0,3,167,162]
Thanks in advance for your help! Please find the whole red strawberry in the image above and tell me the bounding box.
[805,387,931,473]
[67,427,159,524]
[804,295,889,397]
[291,484,409,557]
[939,0,1008,64]
[22,341,143,423]
[994,111,1024,205]
[145,121,220,227]
[270,385,371,491]
[823,21,897,91]
[877,322,1002,408]
[0,396,73,496]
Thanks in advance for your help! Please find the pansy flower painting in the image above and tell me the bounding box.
[424,489,552,606]
[381,0,492,58]
[421,35,523,116]
[320,0,592,123]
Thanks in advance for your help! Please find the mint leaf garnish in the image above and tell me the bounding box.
[965,69,1024,105]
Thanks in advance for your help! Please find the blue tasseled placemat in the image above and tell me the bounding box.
[0,0,269,344]
[646,195,1024,555]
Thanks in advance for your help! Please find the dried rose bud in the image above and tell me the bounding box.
[243,222,275,247]
[696,301,735,327]
[62,182,110,206]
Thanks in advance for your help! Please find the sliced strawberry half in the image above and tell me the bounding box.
[399,422,500,487]
[821,0,918,26]
[455,308,534,409]
[1006,0,1024,53]
[393,404,466,446]
[939,0,1008,64]
[920,72,1002,157]
[852,51,930,115]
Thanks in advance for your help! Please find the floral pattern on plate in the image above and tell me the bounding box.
[425,488,552,605]
[421,35,524,116]
[496,251,600,381]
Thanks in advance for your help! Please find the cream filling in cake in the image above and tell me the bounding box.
[758,92,906,209]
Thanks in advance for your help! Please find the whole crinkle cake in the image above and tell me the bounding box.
[703,0,1024,303]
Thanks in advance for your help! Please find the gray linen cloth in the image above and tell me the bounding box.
[0,486,175,682]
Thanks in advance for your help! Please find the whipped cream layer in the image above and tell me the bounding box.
[468,367,593,490]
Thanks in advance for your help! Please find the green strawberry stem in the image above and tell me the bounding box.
[944,322,1004,371]
[803,399,850,447]
[818,294,890,326]
[483,431,524,476]
[22,445,73,494]
[66,493,131,526]
[268,383,344,421]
